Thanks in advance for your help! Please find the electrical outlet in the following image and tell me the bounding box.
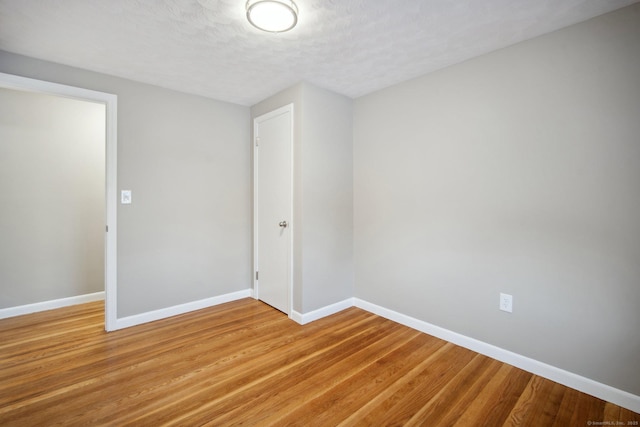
[499,293,513,313]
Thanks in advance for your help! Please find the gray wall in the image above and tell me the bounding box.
[0,88,105,308]
[299,83,353,312]
[0,51,252,318]
[251,82,354,313]
[353,4,640,396]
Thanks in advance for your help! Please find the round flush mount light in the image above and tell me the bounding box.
[246,0,298,33]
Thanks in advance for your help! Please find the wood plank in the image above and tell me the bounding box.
[0,299,638,426]
[404,355,504,426]
[505,376,565,426]
[270,335,449,426]
[122,313,404,425]
[604,402,622,423]
[453,363,532,426]
[178,321,422,426]
[340,343,477,426]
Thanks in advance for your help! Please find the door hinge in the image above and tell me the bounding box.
[106,225,109,232]
[255,137,260,147]
[256,271,259,280]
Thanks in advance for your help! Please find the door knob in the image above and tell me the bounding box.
[279,221,288,228]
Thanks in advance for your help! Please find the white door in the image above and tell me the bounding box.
[254,104,293,314]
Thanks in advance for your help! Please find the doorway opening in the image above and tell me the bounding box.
[0,72,117,331]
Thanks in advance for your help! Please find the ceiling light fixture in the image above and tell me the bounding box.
[246,0,298,33]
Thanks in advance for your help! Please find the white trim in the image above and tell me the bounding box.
[104,89,118,332]
[253,103,295,315]
[113,289,252,330]
[353,298,640,413]
[0,292,105,319]
[291,298,354,325]
[288,104,294,317]
[0,72,118,332]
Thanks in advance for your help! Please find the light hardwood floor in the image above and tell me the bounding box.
[0,299,638,426]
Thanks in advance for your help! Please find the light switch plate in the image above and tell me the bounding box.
[121,190,132,204]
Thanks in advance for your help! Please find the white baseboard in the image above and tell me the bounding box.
[290,298,354,325]
[114,289,253,330]
[0,291,105,319]
[353,298,640,414]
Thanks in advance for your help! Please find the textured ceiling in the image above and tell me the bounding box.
[0,0,637,106]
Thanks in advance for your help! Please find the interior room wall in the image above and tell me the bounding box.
[353,4,640,396]
[299,83,353,312]
[251,82,354,314]
[0,87,105,308]
[0,50,252,318]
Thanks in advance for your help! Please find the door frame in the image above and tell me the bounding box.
[0,72,118,331]
[253,103,294,315]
